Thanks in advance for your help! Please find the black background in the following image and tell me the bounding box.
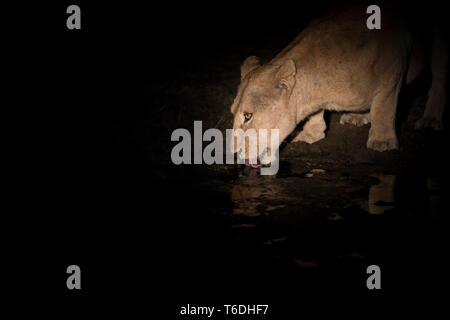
[9,0,449,317]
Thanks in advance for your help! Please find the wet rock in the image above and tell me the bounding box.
[295,259,319,269]
[328,212,342,221]
[262,236,287,245]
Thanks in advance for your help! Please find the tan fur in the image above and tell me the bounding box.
[230,5,447,159]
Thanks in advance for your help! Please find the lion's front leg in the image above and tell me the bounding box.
[366,84,400,152]
[292,110,326,144]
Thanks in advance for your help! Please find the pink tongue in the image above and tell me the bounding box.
[245,159,262,168]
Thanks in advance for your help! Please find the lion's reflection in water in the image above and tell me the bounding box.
[230,169,441,221]
[365,173,396,214]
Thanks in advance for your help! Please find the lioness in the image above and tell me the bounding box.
[230,5,448,166]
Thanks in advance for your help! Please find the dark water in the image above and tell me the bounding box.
[151,146,447,303]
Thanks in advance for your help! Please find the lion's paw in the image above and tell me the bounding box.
[415,117,444,131]
[366,137,398,152]
[340,113,370,127]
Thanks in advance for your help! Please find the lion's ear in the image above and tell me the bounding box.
[241,56,261,79]
[275,59,296,91]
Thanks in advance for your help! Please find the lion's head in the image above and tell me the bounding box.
[230,56,298,166]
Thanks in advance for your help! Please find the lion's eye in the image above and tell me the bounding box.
[243,112,253,122]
